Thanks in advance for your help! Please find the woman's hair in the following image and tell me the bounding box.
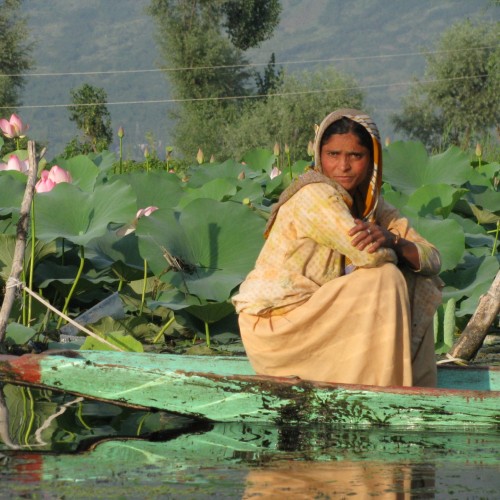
[320,117,373,157]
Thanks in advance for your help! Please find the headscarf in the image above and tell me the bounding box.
[313,108,383,223]
[264,109,383,238]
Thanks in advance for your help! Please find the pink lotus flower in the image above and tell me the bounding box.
[47,165,72,184]
[136,206,159,219]
[0,114,29,139]
[0,154,29,173]
[35,165,72,193]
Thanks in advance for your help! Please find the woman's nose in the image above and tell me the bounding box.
[339,155,350,170]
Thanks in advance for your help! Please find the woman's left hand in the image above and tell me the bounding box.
[348,218,394,253]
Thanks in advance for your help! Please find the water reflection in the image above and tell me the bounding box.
[1,384,498,498]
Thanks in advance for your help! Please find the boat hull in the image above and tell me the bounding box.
[0,351,498,428]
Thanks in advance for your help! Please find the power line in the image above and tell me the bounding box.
[0,74,488,110]
[2,46,498,78]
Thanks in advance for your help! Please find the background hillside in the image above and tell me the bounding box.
[17,0,498,160]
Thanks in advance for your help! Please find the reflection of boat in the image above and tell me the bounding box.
[0,350,498,428]
[2,423,499,497]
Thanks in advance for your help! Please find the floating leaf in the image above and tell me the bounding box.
[5,322,36,346]
[80,331,144,352]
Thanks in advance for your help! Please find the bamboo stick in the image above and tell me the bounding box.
[0,142,38,344]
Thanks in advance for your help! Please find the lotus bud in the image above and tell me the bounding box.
[475,143,482,158]
[196,148,204,164]
[270,166,281,179]
[284,144,290,154]
[0,154,29,173]
[144,146,150,158]
[136,206,159,219]
[307,141,314,158]
[238,171,245,180]
[385,137,391,147]
[117,126,124,138]
[209,154,215,163]
[273,143,280,156]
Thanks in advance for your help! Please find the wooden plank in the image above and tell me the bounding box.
[0,351,498,429]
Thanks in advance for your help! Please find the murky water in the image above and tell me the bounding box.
[1,384,498,499]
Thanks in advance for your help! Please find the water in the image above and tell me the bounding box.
[1,384,498,499]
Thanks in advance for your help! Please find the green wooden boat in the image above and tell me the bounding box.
[0,350,498,429]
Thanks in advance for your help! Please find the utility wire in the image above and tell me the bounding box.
[2,46,498,78]
[0,74,488,110]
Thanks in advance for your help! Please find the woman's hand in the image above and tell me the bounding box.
[348,219,395,253]
[348,218,421,270]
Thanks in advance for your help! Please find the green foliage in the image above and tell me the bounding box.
[0,0,34,113]
[224,68,364,162]
[66,83,113,155]
[392,19,500,150]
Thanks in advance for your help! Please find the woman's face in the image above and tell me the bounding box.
[320,132,371,195]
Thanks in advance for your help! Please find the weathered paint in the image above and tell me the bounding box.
[0,351,498,429]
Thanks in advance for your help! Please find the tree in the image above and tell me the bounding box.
[66,84,113,155]
[0,0,34,115]
[223,67,365,161]
[148,0,281,159]
[392,19,500,151]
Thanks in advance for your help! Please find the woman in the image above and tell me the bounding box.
[232,109,442,387]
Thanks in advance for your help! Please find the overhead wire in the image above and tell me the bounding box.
[0,74,490,110]
[2,45,498,78]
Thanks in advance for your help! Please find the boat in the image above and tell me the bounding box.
[0,350,498,428]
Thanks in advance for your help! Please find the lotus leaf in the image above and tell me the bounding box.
[241,148,276,174]
[384,142,482,194]
[34,180,137,246]
[54,155,101,192]
[121,171,184,210]
[5,322,36,346]
[408,215,465,271]
[136,198,265,303]
[406,184,468,218]
[185,159,258,188]
[81,331,144,352]
[0,172,28,216]
[177,178,238,209]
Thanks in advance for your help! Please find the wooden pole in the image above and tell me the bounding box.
[448,270,500,361]
[0,141,38,344]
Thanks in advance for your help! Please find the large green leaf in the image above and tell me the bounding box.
[407,215,465,272]
[136,198,265,302]
[120,171,184,210]
[406,184,468,218]
[384,142,480,194]
[185,159,257,188]
[441,255,499,310]
[177,178,238,209]
[242,148,276,174]
[0,172,27,216]
[34,180,137,246]
[55,155,100,192]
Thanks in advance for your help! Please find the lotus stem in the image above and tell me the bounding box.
[139,258,148,315]
[205,320,210,347]
[57,245,85,329]
[152,315,175,344]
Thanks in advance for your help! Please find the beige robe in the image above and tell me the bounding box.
[233,182,442,387]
